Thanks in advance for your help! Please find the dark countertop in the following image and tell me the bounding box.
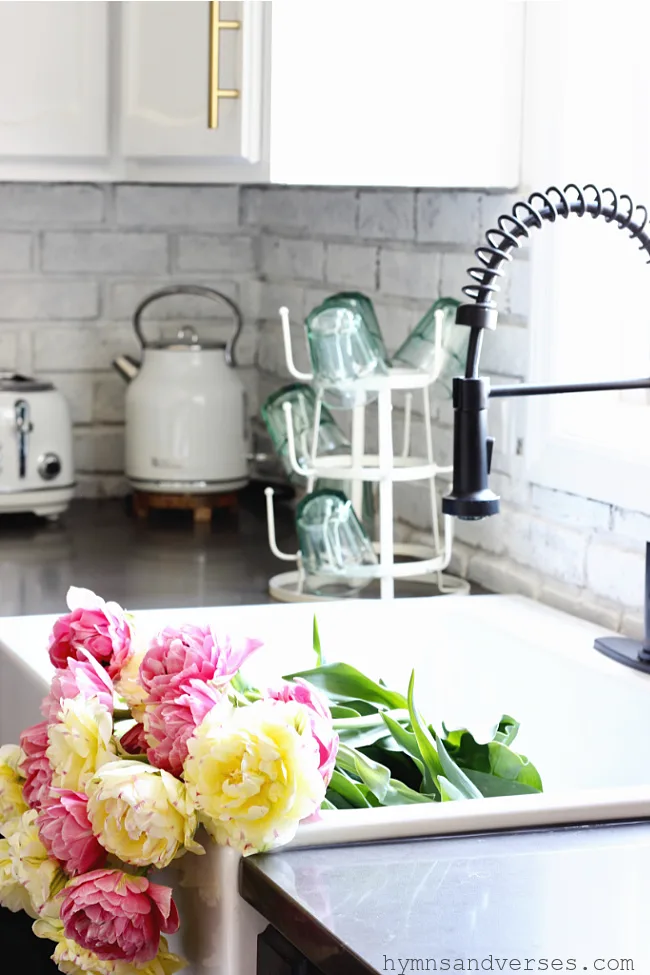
[242,822,650,974]
[0,485,296,617]
[0,486,478,617]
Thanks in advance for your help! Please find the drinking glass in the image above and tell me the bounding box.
[392,297,468,393]
[261,384,350,480]
[296,488,377,595]
[305,293,389,409]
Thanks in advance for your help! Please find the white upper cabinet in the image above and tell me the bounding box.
[0,1,524,187]
[269,0,524,188]
[120,1,269,181]
[0,2,108,174]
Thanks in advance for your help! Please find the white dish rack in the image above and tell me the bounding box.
[264,306,470,602]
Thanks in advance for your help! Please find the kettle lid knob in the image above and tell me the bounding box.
[177,325,199,345]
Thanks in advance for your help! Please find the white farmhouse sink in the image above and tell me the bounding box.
[2,594,649,975]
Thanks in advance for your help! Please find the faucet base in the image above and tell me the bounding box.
[594,635,650,675]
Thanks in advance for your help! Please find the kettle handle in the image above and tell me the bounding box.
[132,284,244,367]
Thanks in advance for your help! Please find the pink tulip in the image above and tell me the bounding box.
[140,625,262,776]
[37,790,106,876]
[41,650,114,723]
[19,721,54,810]
[59,868,179,964]
[48,587,132,679]
[266,679,338,786]
[119,722,148,755]
[144,681,222,776]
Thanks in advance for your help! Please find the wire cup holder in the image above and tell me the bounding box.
[264,306,470,602]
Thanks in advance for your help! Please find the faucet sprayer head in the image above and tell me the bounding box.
[441,377,500,521]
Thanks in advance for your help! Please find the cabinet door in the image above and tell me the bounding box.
[0,1,108,158]
[121,1,268,167]
[270,0,523,188]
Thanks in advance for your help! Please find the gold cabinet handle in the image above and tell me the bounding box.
[208,1,241,129]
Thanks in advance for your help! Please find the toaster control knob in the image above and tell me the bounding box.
[38,453,62,481]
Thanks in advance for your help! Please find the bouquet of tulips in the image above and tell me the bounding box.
[0,587,542,975]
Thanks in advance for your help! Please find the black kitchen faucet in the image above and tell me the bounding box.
[442,184,650,674]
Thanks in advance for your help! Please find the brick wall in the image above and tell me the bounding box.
[0,184,259,498]
[0,182,645,634]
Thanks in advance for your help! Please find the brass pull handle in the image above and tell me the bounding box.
[208,1,241,129]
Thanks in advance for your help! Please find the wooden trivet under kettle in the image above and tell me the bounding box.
[131,489,239,524]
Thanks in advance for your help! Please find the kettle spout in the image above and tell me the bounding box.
[113,355,140,383]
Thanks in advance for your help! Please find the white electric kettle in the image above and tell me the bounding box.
[113,285,250,495]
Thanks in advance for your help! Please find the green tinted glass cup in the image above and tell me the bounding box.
[305,293,389,409]
[391,297,468,394]
[261,384,350,481]
[296,488,377,595]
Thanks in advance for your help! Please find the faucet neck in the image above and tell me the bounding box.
[458,184,650,379]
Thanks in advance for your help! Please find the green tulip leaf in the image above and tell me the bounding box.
[435,735,482,799]
[487,741,543,791]
[381,779,436,806]
[336,742,391,803]
[328,769,372,808]
[438,776,469,802]
[313,615,322,667]
[406,671,443,793]
[381,712,426,778]
[493,715,521,746]
[284,662,407,710]
[463,768,541,797]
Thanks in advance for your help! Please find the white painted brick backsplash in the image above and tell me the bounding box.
[0,233,32,271]
[42,233,168,274]
[92,374,126,424]
[254,281,305,321]
[538,580,622,632]
[0,331,17,370]
[380,249,441,300]
[358,191,415,241]
[34,325,145,371]
[438,251,477,303]
[502,257,530,318]
[393,482,434,532]
[611,507,650,545]
[115,186,238,228]
[505,510,587,586]
[453,510,509,557]
[325,243,377,290]
[530,485,611,531]
[242,188,358,237]
[260,236,325,281]
[478,193,521,238]
[479,323,529,379]
[417,192,481,246]
[76,474,130,499]
[175,235,256,273]
[586,537,645,606]
[257,320,310,377]
[373,300,428,354]
[0,281,98,319]
[106,279,240,320]
[622,610,644,642]
[74,427,125,473]
[0,184,104,225]
[468,553,540,600]
[38,373,93,425]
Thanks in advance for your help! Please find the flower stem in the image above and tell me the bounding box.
[332,709,409,730]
